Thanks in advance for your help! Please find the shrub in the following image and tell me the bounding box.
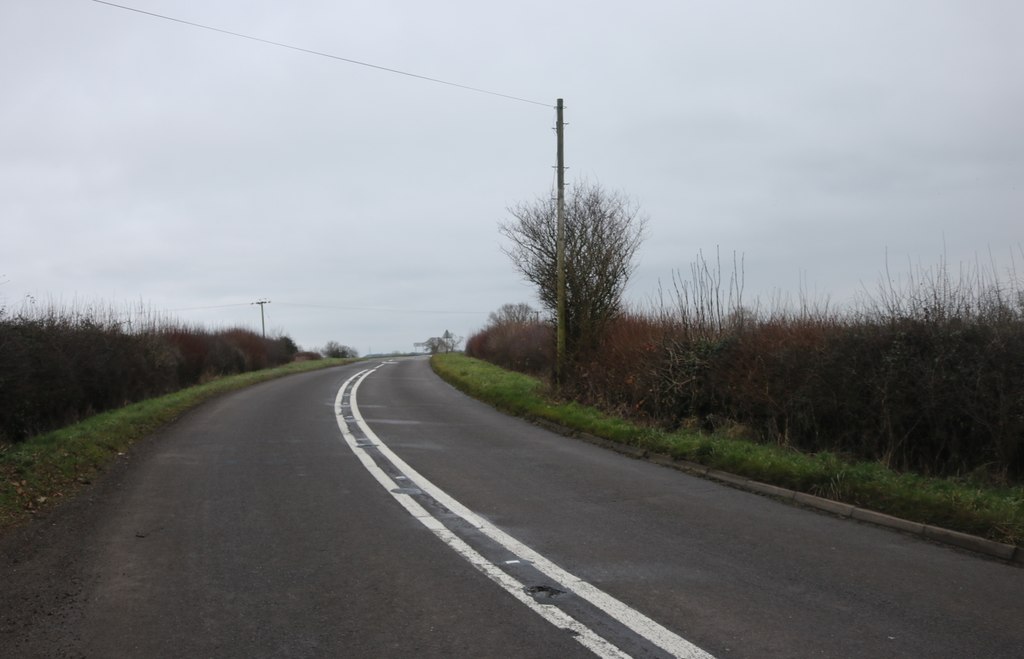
[0,302,298,444]
[466,318,553,375]
[472,255,1024,483]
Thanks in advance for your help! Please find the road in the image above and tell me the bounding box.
[1,357,1021,658]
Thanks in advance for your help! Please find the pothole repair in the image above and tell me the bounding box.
[525,584,567,599]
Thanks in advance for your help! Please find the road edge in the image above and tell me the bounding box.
[530,418,1023,567]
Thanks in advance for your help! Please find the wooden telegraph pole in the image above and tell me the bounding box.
[253,298,270,338]
[555,98,567,386]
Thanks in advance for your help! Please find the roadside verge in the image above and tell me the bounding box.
[430,353,1022,565]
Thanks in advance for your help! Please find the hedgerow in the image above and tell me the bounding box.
[0,302,297,444]
[468,254,1024,483]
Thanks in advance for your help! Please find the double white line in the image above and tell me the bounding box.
[334,365,714,659]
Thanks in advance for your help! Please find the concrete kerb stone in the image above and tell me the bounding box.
[672,459,711,477]
[532,416,1022,565]
[922,525,1018,561]
[793,492,856,518]
[706,469,750,488]
[696,466,1018,563]
[742,480,797,501]
[851,508,926,535]
[735,478,1019,564]
[679,461,1020,565]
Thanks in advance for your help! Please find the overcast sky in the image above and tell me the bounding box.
[2,1,1021,354]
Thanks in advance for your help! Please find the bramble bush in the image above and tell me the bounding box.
[0,302,298,443]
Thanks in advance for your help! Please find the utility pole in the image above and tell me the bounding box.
[555,98,567,386]
[252,299,270,338]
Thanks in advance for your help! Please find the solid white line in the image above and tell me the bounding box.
[333,369,630,659]
[336,365,715,659]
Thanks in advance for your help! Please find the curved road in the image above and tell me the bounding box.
[2,357,1021,657]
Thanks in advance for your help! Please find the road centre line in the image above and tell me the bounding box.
[334,369,628,658]
[334,365,714,659]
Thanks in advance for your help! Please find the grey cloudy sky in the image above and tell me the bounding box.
[2,0,1021,354]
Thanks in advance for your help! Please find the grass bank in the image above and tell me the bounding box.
[0,358,354,532]
[431,352,1023,548]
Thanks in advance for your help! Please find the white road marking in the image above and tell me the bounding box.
[334,366,714,659]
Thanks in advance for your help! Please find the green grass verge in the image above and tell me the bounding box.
[0,358,355,531]
[431,353,1024,547]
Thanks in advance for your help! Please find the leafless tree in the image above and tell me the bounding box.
[321,341,358,358]
[499,181,646,358]
[487,302,538,327]
[415,330,462,354]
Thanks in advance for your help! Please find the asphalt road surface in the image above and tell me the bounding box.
[2,357,1021,658]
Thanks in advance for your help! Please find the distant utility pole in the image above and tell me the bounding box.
[555,98,567,386]
[252,299,271,338]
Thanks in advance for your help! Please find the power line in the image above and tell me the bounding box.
[167,301,487,315]
[167,302,253,312]
[275,302,487,315]
[91,0,551,108]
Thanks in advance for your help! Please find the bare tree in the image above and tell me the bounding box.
[321,341,358,358]
[487,302,538,327]
[415,330,462,354]
[500,181,646,358]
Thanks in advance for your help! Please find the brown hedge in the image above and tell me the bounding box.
[0,312,296,444]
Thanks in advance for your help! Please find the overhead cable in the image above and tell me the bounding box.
[91,0,551,108]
